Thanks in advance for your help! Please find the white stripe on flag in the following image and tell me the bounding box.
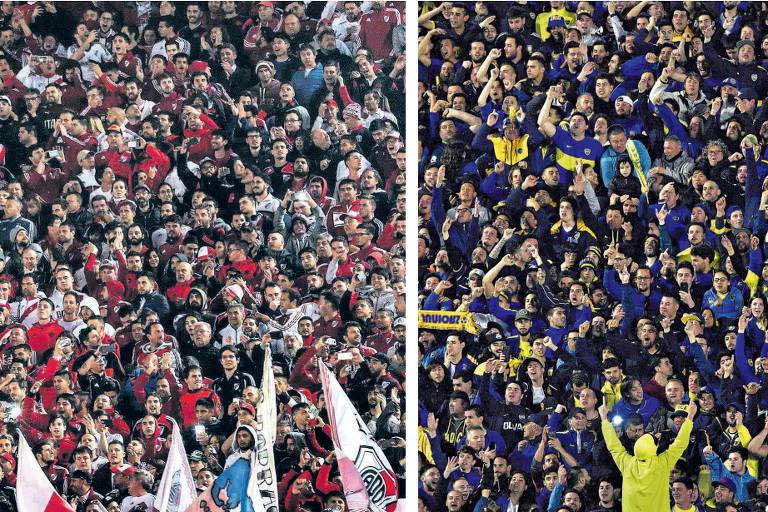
[16,430,74,512]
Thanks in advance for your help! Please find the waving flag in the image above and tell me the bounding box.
[16,431,74,512]
[154,420,197,512]
[319,362,399,512]
[250,347,279,511]
[185,455,262,512]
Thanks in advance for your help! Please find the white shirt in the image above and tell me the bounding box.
[120,493,155,512]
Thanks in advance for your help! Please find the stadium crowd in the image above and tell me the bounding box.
[0,1,407,511]
[417,2,768,512]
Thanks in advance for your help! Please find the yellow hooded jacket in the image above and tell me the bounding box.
[602,418,693,512]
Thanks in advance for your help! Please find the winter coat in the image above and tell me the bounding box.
[602,417,692,512]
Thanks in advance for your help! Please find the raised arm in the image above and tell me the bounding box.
[537,86,559,138]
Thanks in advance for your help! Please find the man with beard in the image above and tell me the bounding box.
[122,79,155,120]
[123,223,148,256]
[34,439,69,494]
[419,464,441,510]
[238,127,270,172]
[158,214,185,266]
[128,185,159,234]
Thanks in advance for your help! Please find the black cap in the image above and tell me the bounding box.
[525,412,548,426]
[369,352,390,365]
[487,332,505,344]
[568,407,587,418]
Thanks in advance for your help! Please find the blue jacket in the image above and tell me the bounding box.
[705,452,756,502]
[702,288,744,321]
[600,141,651,189]
[547,410,597,468]
[611,395,661,425]
[290,64,325,106]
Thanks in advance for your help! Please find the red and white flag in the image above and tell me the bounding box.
[16,431,74,512]
[319,362,399,512]
[154,420,197,512]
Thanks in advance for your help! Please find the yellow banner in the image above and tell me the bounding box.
[418,310,479,334]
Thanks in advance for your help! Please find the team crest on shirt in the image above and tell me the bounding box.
[584,148,591,156]
[384,15,389,22]
[753,73,758,81]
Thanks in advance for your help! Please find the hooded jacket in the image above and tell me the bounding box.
[602,417,693,512]
[225,424,258,469]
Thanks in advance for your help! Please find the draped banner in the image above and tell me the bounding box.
[252,347,279,512]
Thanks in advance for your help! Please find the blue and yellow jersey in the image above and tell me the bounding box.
[552,127,604,182]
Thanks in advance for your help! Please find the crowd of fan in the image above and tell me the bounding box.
[0,1,407,511]
[417,2,768,512]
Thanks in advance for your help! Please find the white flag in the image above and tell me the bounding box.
[154,421,197,512]
[319,362,399,512]
[250,347,279,511]
[16,431,74,512]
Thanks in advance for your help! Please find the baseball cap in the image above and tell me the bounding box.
[726,402,745,414]
[568,407,587,418]
[616,95,634,104]
[237,402,256,416]
[106,124,122,134]
[739,87,758,100]
[188,450,205,461]
[515,309,532,321]
[720,77,738,89]
[487,332,505,345]
[386,131,402,140]
[469,268,485,279]
[681,313,702,325]
[525,412,548,426]
[0,96,10,105]
[393,317,406,328]
[576,10,592,19]
[713,478,737,494]
[370,352,390,365]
